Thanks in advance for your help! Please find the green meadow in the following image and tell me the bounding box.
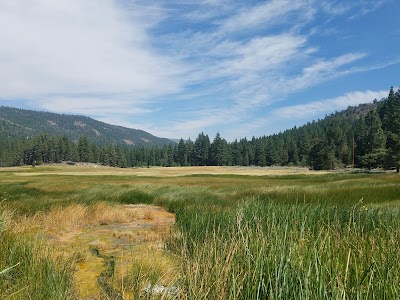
[1,166,400,299]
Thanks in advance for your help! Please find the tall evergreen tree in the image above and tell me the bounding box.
[309,139,335,170]
[361,109,386,168]
[255,139,266,167]
[210,133,227,166]
[176,138,187,166]
[193,132,210,166]
[380,87,400,171]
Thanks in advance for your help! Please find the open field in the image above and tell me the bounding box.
[1,165,400,299]
[2,165,329,177]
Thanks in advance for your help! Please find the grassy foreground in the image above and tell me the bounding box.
[1,166,400,299]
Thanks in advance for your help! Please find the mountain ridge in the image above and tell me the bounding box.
[0,106,173,147]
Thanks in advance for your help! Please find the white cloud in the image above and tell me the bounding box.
[320,1,353,16]
[0,0,184,101]
[348,0,387,19]
[221,0,311,32]
[34,96,154,116]
[172,32,315,108]
[320,0,388,19]
[220,34,308,73]
[274,90,389,120]
[289,53,367,90]
[180,0,234,21]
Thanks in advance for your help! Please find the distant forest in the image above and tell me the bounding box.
[1,88,399,171]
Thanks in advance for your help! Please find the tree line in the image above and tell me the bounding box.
[1,88,399,171]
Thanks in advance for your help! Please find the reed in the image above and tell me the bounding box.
[0,205,77,299]
[167,201,400,299]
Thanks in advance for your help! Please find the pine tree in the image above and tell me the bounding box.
[255,139,266,167]
[193,133,210,166]
[380,87,400,171]
[325,118,343,168]
[176,139,187,166]
[361,109,386,168]
[210,133,227,166]
[185,139,194,166]
[78,135,93,162]
[230,140,241,166]
[310,139,334,170]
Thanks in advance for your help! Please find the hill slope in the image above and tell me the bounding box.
[0,106,172,147]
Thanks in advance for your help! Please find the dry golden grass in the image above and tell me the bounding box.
[11,202,140,234]
[0,207,12,233]
[8,202,176,299]
[6,164,330,177]
[115,245,179,298]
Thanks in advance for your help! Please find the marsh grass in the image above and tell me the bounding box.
[168,201,400,299]
[1,166,400,299]
[0,234,77,300]
[112,247,179,299]
[0,205,77,299]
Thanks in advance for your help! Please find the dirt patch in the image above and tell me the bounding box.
[123,139,135,145]
[74,121,87,128]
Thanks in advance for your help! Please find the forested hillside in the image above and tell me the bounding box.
[1,88,399,170]
[0,106,173,147]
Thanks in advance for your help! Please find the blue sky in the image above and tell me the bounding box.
[0,0,399,141]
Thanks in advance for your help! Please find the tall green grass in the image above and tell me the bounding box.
[167,200,400,299]
[0,204,77,299]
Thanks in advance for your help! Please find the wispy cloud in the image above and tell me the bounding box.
[289,53,367,91]
[219,34,308,74]
[220,0,312,33]
[348,0,387,20]
[320,0,387,19]
[320,1,353,16]
[35,97,155,116]
[274,90,389,120]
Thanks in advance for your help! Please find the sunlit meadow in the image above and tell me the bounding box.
[1,166,399,299]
